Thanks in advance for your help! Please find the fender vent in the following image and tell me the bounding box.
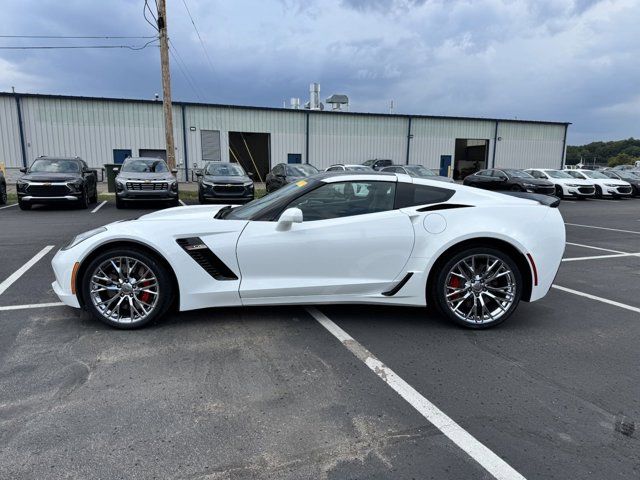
[176,237,238,281]
[382,272,414,296]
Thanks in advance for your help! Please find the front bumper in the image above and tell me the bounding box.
[607,186,633,196]
[526,186,556,196]
[51,248,81,308]
[200,183,254,202]
[563,185,595,197]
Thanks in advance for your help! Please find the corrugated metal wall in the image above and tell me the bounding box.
[0,96,23,169]
[0,94,567,176]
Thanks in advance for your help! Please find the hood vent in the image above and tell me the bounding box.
[176,237,238,280]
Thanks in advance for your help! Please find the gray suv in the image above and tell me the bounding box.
[114,157,179,209]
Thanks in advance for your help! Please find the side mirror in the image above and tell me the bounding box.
[20,167,27,173]
[276,208,303,231]
[195,171,203,177]
[171,169,178,174]
[113,167,119,172]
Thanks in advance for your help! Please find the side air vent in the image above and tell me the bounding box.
[417,204,472,212]
[176,237,238,281]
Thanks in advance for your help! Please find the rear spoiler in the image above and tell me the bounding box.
[499,191,561,208]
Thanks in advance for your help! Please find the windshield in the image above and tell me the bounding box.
[405,165,436,177]
[615,171,639,180]
[122,159,168,173]
[286,164,318,176]
[582,170,608,179]
[205,163,246,176]
[504,169,533,178]
[544,170,573,179]
[225,180,315,220]
[30,159,80,173]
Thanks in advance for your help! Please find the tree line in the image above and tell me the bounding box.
[566,138,640,167]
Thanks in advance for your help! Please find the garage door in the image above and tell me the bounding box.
[201,130,221,162]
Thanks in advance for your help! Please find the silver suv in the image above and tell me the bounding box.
[115,157,179,209]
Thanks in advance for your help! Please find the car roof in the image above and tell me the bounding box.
[125,157,165,161]
[34,156,82,161]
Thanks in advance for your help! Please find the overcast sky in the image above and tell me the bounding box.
[1,0,638,144]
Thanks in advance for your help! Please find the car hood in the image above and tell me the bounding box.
[116,172,175,181]
[589,178,630,186]
[136,204,236,222]
[516,178,553,186]
[20,172,80,182]
[203,175,251,184]
[553,178,592,185]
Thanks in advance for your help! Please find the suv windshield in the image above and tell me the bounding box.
[205,163,246,176]
[544,170,573,179]
[286,164,318,176]
[504,169,533,178]
[121,159,169,173]
[30,159,80,173]
[405,165,436,177]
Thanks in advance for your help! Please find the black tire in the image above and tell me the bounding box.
[554,185,564,199]
[90,185,98,203]
[430,247,523,329]
[168,198,180,207]
[198,189,207,204]
[115,196,126,209]
[18,199,31,210]
[78,187,89,209]
[594,185,603,199]
[510,185,523,192]
[81,247,174,329]
[0,183,6,205]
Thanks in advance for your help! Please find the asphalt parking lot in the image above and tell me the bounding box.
[1,197,639,479]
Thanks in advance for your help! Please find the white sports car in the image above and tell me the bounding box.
[51,172,566,329]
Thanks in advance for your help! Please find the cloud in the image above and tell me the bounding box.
[0,0,637,144]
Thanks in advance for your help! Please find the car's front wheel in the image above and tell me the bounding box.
[555,185,564,199]
[81,248,174,329]
[0,183,6,204]
[432,247,522,329]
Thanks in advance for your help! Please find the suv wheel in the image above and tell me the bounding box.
[18,199,31,210]
[81,248,174,329]
[115,196,126,209]
[0,183,6,205]
[78,187,89,209]
[431,247,522,329]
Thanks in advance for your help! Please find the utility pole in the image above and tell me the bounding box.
[157,0,176,169]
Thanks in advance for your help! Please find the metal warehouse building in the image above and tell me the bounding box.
[0,92,569,182]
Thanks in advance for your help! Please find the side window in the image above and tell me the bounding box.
[476,170,490,177]
[385,166,402,173]
[395,183,455,208]
[273,164,283,176]
[326,166,341,172]
[529,170,542,179]
[287,181,396,221]
[494,170,507,179]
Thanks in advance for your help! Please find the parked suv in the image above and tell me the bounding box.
[16,156,98,210]
[197,162,254,203]
[115,157,179,209]
[362,159,393,171]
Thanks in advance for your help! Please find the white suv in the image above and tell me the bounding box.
[525,168,595,199]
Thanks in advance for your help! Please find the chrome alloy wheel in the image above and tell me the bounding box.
[89,256,159,324]
[444,254,517,325]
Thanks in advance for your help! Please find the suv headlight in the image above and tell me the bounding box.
[16,179,29,190]
[62,227,106,251]
[115,180,125,192]
[243,181,253,187]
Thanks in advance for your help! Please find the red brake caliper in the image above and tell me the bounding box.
[448,275,462,300]
[138,281,152,304]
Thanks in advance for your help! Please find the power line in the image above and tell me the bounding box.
[181,0,216,76]
[143,0,159,32]
[0,35,156,39]
[169,40,205,101]
[0,39,159,50]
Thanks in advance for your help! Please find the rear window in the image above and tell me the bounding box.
[395,183,455,208]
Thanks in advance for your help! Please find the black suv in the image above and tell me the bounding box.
[463,168,556,195]
[197,162,254,203]
[0,170,6,204]
[16,156,98,210]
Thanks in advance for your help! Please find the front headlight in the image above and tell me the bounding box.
[243,181,253,187]
[62,227,106,251]
[523,183,536,188]
[567,184,581,187]
[16,180,29,190]
[202,180,214,188]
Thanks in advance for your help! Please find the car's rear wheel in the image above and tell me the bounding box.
[78,187,89,209]
[81,248,173,329]
[510,185,523,192]
[432,247,522,329]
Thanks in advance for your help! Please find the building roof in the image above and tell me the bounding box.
[0,91,571,126]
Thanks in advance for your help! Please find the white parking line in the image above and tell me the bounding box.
[179,199,187,206]
[565,223,640,235]
[565,242,626,254]
[0,245,55,296]
[0,302,65,312]
[306,307,527,480]
[562,253,640,262]
[0,203,18,210]
[552,285,640,314]
[91,200,107,213]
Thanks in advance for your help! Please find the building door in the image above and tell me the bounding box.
[139,149,167,161]
[287,153,302,164]
[439,155,452,177]
[453,139,488,180]
[201,130,221,163]
[228,132,270,183]
[113,149,132,165]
